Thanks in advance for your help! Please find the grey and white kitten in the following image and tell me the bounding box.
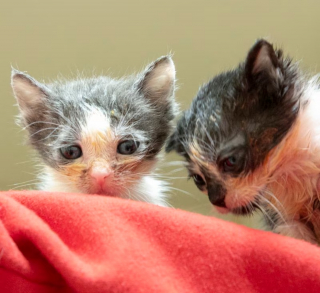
[167,39,320,244]
[11,56,177,206]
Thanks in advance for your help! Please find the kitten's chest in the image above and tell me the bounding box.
[266,115,320,221]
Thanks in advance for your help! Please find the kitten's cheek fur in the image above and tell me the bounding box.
[225,192,251,209]
[224,189,260,211]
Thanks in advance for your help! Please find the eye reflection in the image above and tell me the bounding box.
[117,140,140,155]
[60,145,82,160]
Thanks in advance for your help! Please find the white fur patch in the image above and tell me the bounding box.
[81,107,112,140]
[130,176,168,207]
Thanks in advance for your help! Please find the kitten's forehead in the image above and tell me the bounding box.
[49,77,132,105]
[80,107,114,156]
[81,106,112,139]
[173,63,299,175]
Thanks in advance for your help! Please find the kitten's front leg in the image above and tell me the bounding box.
[273,220,318,245]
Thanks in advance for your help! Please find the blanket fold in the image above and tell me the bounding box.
[0,190,319,293]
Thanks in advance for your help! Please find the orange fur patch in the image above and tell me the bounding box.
[190,144,208,167]
[82,127,115,156]
[60,163,86,181]
[227,107,320,223]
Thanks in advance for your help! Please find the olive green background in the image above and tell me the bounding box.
[1,0,320,228]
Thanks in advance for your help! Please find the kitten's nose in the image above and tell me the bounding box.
[207,183,227,208]
[90,167,111,187]
[209,195,226,207]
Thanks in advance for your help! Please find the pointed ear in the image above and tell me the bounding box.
[245,39,280,87]
[11,69,49,120]
[138,56,176,105]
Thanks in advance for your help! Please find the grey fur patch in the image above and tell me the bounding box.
[12,56,177,169]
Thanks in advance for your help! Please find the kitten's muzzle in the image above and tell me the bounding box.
[90,164,112,188]
[207,184,227,208]
[231,201,258,215]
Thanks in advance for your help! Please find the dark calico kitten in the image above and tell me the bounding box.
[12,56,177,206]
[167,39,320,244]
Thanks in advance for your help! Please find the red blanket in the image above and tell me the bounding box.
[0,191,319,293]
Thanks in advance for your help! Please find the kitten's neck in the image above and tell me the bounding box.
[38,166,168,207]
[266,82,320,218]
[270,83,320,174]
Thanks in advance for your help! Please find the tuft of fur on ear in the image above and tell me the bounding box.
[11,69,49,123]
[245,39,280,88]
[138,56,176,106]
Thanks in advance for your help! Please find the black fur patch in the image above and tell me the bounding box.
[167,39,301,189]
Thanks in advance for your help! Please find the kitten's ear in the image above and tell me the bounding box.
[245,39,280,87]
[11,69,49,120]
[138,56,176,104]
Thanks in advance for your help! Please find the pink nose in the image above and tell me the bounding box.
[90,168,111,187]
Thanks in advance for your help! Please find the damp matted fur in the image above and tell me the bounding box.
[167,39,320,244]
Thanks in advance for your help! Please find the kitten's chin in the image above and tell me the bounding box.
[89,185,121,197]
[94,190,116,197]
[230,201,258,216]
[215,207,230,214]
[215,201,256,215]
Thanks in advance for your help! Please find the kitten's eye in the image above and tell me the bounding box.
[223,156,237,171]
[192,174,206,186]
[60,145,82,160]
[117,140,140,155]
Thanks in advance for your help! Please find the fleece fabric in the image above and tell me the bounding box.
[0,190,319,293]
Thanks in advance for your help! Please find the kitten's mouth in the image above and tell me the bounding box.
[96,189,118,197]
[93,185,118,197]
[96,190,113,196]
[215,201,258,215]
[230,201,259,216]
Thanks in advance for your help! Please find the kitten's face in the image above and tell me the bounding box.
[12,56,177,198]
[167,40,300,214]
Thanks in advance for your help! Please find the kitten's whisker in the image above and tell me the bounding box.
[166,186,198,200]
[197,118,215,148]
[258,195,287,225]
[253,200,275,225]
[124,171,188,181]
[162,167,187,175]
[263,189,286,213]
[28,127,60,139]
[21,121,62,132]
[152,175,189,180]
[10,182,39,190]
[160,161,187,168]
[38,128,61,142]
[174,134,213,154]
[15,160,35,165]
[10,179,39,188]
